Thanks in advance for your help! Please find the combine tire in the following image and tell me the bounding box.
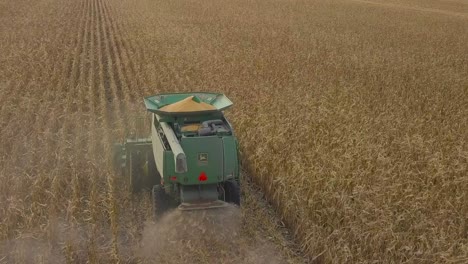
[145,151,161,189]
[224,180,240,206]
[152,185,168,219]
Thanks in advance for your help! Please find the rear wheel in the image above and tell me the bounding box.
[224,180,240,205]
[144,151,161,189]
[152,185,168,219]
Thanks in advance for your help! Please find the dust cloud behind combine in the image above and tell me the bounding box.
[0,203,290,264]
[139,205,284,264]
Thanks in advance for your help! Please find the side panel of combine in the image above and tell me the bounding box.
[222,137,239,181]
[151,115,165,177]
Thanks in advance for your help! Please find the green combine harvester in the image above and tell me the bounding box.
[114,92,240,217]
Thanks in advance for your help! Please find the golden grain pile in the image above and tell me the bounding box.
[160,96,215,112]
[1,0,467,262]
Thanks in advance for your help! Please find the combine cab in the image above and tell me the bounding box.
[114,92,240,217]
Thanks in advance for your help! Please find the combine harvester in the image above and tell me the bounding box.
[114,92,240,217]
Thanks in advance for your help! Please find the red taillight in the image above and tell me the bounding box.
[170,176,177,181]
[198,172,207,182]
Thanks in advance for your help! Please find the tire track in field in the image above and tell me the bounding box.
[349,0,468,19]
[89,0,119,166]
[98,0,152,139]
[88,0,109,166]
[61,0,88,142]
[95,0,120,162]
[102,0,130,103]
[93,0,114,166]
[66,0,89,115]
[88,0,100,159]
[105,1,153,96]
[96,0,126,146]
[89,0,101,118]
[78,0,93,115]
[105,0,158,142]
[83,0,105,249]
[73,0,93,160]
[101,0,134,129]
[96,0,114,108]
[94,3,125,257]
[95,0,126,143]
[87,0,99,205]
[85,0,110,240]
[67,0,96,221]
[93,3,121,223]
[103,1,144,102]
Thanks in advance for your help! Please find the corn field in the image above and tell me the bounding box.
[0,0,467,263]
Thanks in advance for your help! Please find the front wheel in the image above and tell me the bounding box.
[223,180,240,206]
